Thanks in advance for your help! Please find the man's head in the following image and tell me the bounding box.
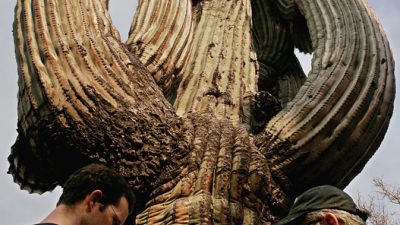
[274,185,369,225]
[298,208,366,225]
[58,164,135,224]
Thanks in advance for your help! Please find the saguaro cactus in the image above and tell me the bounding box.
[8,0,395,224]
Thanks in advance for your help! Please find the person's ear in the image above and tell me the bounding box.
[90,190,103,203]
[322,212,340,225]
[85,190,103,211]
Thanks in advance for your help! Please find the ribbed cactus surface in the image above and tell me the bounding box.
[9,0,395,224]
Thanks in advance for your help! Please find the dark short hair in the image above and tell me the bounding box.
[57,164,135,214]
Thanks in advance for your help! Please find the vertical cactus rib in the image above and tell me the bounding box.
[127,0,194,97]
[252,0,293,67]
[174,0,259,126]
[251,0,307,107]
[14,0,41,125]
[259,0,395,194]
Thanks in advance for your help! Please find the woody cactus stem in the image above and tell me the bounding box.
[260,0,395,194]
[10,0,183,193]
[126,0,194,98]
[8,0,395,224]
[173,0,259,126]
[128,0,260,126]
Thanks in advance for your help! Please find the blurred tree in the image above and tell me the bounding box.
[357,178,400,225]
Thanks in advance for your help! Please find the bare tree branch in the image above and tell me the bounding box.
[374,178,400,205]
[356,178,400,225]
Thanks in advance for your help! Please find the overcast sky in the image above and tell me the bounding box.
[0,1,398,224]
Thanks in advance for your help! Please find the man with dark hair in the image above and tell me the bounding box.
[36,164,135,225]
[274,185,369,225]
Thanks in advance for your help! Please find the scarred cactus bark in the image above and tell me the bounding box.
[8,0,395,224]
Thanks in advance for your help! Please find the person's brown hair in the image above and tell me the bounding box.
[58,164,135,214]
